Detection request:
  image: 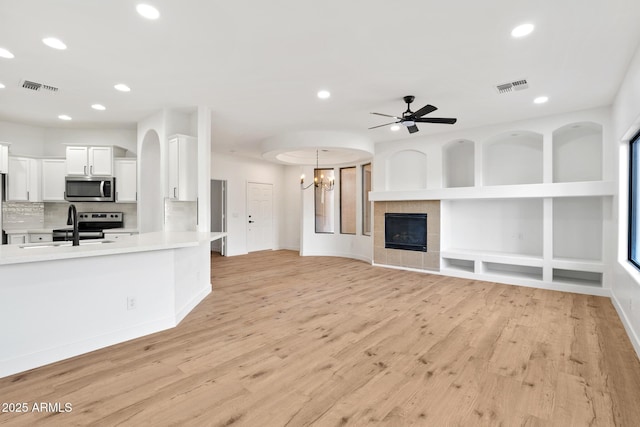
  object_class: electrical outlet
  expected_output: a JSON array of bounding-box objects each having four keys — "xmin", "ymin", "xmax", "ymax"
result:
[{"xmin": 127, "ymin": 297, "xmax": 137, "ymax": 311}]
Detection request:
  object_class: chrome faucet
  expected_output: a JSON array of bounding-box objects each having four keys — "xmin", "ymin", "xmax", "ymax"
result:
[{"xmin": 66, "ymin": 204, "xmax": 80, "ymax": 246}]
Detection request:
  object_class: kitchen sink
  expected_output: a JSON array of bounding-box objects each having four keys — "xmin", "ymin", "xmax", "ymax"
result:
[{"xmin": 19, "ymin": 240, "xmax": 114, "ymax": 249}]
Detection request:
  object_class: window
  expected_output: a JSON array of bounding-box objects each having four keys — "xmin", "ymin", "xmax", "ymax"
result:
[
  {"xmin": 362, "ymin": 163, "xmax": 372, "ymax": 235},
  {"xmin": 340, "ymin": 167, "xmax": 356, "ymax": 234},
  {"xmin": 314, "ymin": 168, "xmax": 335, "ymax": 233},
  {"xmin": 629, "ymin": 131, "xmax": 640, "ymax": 269}
]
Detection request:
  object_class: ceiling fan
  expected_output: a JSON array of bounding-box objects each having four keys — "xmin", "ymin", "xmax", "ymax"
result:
[{"xmin": 369, "ymin": 95, "xmax": 457, "ymax": 134}]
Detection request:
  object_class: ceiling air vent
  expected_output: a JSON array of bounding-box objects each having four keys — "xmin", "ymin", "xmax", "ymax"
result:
[
  {"xmin": 20, "ymin": 79, "xmax": 59, "ymax": 93},
  {"xmin": 495, "ymin": 79, "xmax": 528, "ymax": 94}
]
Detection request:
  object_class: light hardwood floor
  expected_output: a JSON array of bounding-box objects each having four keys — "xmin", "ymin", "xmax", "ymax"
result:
[{"xmin": 1, "ymin": 250, "xmax": 640, "ymax": 426}]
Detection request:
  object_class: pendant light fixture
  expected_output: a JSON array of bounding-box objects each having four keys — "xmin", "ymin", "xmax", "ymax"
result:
[{"xmin": 300, "ymin": 150, "xmax": 335, "ymax": 191}]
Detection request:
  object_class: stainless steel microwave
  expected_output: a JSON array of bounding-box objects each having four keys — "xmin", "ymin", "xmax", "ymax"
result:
[{"xmin": 65, "ymin": 177, "xmax": 115, "ymax": 202}]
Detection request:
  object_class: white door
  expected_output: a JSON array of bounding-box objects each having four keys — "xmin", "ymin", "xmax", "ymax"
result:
[{"xmin": 247, "ymin": 182, "xmax": 273, "ymax": 252}]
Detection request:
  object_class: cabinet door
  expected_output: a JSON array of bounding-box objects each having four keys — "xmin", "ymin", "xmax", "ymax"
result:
[
  {"xmin": 89, "ymin": 146, "xmax": 113, "ymax": 176},
  {"xmin": 66, "ymin": 146, "xmax": 88, "ymax": 175},
  {"xmin": 42, "ymin": 159, "xmax": 67, "ymax": 201},
  {"xmin": 0, "ymin": 145, "xmax": 8, "ymax": 173},
  {"xmin": 29, "ymin": 233, "xmax": 53, "ymax": 243},
  {"xmin": 168, "ymin": 138, "xmax": 179, "ymax": 199},
  {"xmin": 28, "ymin": 158, "xmax": 42, "ymax": 202},
  {"xmin": 7, "ymin": 157, "xmax": 29, "ymax": 201},
  {"xmin": 114, "ymin": 159, "xmax": 137, "ymax": 202},
  {"xmin": 8, "ymin": 234, "xmax": 27, "ymax": 245}
]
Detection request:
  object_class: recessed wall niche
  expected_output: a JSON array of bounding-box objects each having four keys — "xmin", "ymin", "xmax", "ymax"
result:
[
  {"xmin": 387, "ymin": 149, "xmax": 427, "ymax": 190},
  {"xmin": 443, "ymin": 139, "xmax": 475, "ymax": 188},
  {"xmin": 553, "ymin": 197, "xmax": 603, "ymax": 261},
  {"xmin": 553, "ymin": 122, "xmax": 603, "ymax": 183},
  {"xmin": 482, "ymin": 131, "xmax": 543, "ymax": 186}
]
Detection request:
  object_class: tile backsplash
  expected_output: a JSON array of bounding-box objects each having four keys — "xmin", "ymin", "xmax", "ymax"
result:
[
  {"xmin": 164, "ymin": 199, "xmax": 197, "ymax": 231},
  {"xmin": 44, "ymin": 202, "xmax": 138, "ymax": 229},
  {"xmin": 2, "ymin": 202, "xmax": 137, "ymax": 230},
  {"xmin": 2, "ymin": 202, "xmax": 45, "ymax": 230}
]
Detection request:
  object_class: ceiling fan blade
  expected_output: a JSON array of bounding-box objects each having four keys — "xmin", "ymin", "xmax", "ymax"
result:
[
  {"xmin": 414, "ymin": 117, "xmax": 457, "ymax": 124},
  {"xmin": 371, "ymin": 112, "xmax": 401, "ymax": 120},
  {"xmin": 368, "ymin": 121, "xmax": 399, "ymax": 130},
  {"xmin": 407, "ymin": 124, "xmax": 419, "ymax": 134},
  {"xmin": 410, "ymin": 104, "xmax": 437, "ymax": 118}
]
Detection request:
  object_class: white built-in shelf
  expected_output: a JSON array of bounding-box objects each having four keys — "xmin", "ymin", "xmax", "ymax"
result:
[
  {"xmin": 553, "ymin": 122, "xmax": 603, "ymax": 183},
  {"xmin": 441, "ymin": 249, "xmax": 543, "ymax": 267},
  {"xmin": 443, "ymin": 140, "xmax": 475, "ymax": 188},
  {"xmin": 483, "ymin": 131, "xmax": 543, "ymax": 186},
  {"xmin": 369, "ymin": 180, "xmax": 615, "ymax": 201}
]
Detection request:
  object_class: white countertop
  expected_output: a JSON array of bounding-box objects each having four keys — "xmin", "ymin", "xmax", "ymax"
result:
[
  {"xmin": 0, "ymin": 231, "xmax": 226, "ymax": 265},
  {"xmin": 103, "ymin": 228, "xmax": 139, "ymax": 233}
]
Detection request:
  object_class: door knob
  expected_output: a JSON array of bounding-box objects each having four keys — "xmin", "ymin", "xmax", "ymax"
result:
[{"xmin": 249, "ymin": 220, "xmax": 255, "ymax": 223}]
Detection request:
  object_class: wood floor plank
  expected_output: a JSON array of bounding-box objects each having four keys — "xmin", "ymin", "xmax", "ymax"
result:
[{"xmin": 0, "ymin": 250, "xmax": 639, "ymax": 426}]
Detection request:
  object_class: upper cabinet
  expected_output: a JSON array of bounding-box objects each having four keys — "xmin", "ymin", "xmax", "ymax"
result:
[
  {"xmin": 114, "ymin": 158, "xmax": 137, "ymax": 203},
  {"xmin": 167, "ymin": 135, "xmax": 197, "ymax": 201},
  {"xmin": 41, "ymin": 158, "xmax": 66, "ymax": 202},
  {"xmin": 7, "ymin": 157, "xmax": 41, "ymax": 202},
  {"xmin": 0, "ymin": 143, "xmax": 8, "ymax": 173},
  {"xmin": 65, "ymin": 146, "xmax": 126, "ymax": 177}
]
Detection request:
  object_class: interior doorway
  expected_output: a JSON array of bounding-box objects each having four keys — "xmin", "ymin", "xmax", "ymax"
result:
[
  {"xmin": 211, "ymin": 179, "xmax": 227, "ymax": 255},
  {"xmin": 247, "ymin": 182, "xmax": 273, "ymax": 252}
]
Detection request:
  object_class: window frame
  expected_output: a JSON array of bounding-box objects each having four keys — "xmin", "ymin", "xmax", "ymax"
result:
[
  {"xmin": 628, "ymin": 129, "xmax": 640, "ymax": 270},
  {"xmin": 362, "ymin": 163, "xmax": 372, "ymax": 236},
  {"xmin": 314, "ymin": 167, "xmax": 335, "ymax": 234},
  {"xmin": 339, "ymin": 166, "xmax": 357, "ymax": 235}
]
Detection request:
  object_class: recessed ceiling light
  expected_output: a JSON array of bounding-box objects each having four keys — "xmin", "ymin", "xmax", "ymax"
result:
[
  {"xmin": 91, "ymin": 104, "xmax": 106, "ymax": 111},
  {"xmin": 136, "ymin": 4, "xmax": 160, "ymax": 20},
  {"xmin": 534, "ymin": 96, "xmax": 549, "ymax": 104},
  {"xmin": 114, "ymin": 83, "xmax": 131, "ymax": 92},
  {"xmin": 0, "ymin": 47, "xmax": 14, "ymax": 59},
  {"xmin": 42, "ymin": 37, "xmax": 67, "ymax": 50},
  {"xmin": 58, "ymin": 115, "xmax": 72, "ymax": 121},
  {"xmin": 0, "ymin": 83, "xmax": 5, "ymax": 89},
  {"xmin": 317, "ymin": 90, "xmax": 331, "ymax": 99},
  {"xmin": 390, "ymin": 125, "xmax": 400, "ymax": 131},
  {"xmin": 511, "ymin": 23, "xmax": 534, "ymax": 38}
]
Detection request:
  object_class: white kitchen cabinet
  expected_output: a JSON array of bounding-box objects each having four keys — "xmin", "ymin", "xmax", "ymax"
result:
[
  {"xmin": 0, "ymin": 143, "xmax": 8, "ymax": 173},
  {"xmin": 41, "ymin": 159, "xmax": 66, "ymax": 201},
  {"xmin": 167, "ymin": 135, "xmax": 197, "ymax": 201},
  {"xmin": 28, "ymin": 233, "xmax": 53, "ymax": 243},
  {"xmin": 65, "ymin": 146, "xmax": 125, "ymax": 177},
  {"xmin": 114, "ymin": 158, "xmax": 137, "ymax": 203},
  {"xmin": 8, "ymin": 234, "xmax": 27, "ymax": 245},
  {"xmin": 7, "ymin": 157, "xmax": 41, "ymax": 202}
]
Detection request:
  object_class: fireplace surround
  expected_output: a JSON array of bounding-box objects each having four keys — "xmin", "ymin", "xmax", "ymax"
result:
[{"xmin": 374, "ymin": 201, "xmax": 440, "ymax": 271}]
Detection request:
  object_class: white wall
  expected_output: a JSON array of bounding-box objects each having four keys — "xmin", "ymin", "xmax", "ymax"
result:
[
  {"xmin": 0, "ymin": 121, "xmax": 46, "ymax": 156},
  {"xmin": 612, "ymin": 42, "xmax": 640, "ymax": 357},
  {"xmin": 300, "ymin": 161, "xmax": 373, "ymax": 263},
  {"xmin": 211, "ymin": 152, "xmax": 290, "ymax": 256},
  {"xmin": 0, "ymin": 120, "xmax": 137, "ymax": 158}
]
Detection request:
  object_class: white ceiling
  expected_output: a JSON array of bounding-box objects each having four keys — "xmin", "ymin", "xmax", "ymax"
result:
[{"xmin": 1, "ymin": 0, "xmax": 640, "ymax": 162}]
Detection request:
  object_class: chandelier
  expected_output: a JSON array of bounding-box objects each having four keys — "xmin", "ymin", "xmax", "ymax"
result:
[{"xmin": 300, "ymin": 150, "xmax": 335, "ymax": 191}]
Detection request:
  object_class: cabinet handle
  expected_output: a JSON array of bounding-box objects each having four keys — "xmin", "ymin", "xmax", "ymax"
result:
[
  {"xmin": 116, "ymin": 191, "xmax": 119, "ymax": 202},
  {"xmin": 84, "ymin": 165, "xmax": 87, "ymax": 175},
  {"xmin": 173, "ymin": 187, "xmax": 177, "ymax": 198},
  {"xmin": 90, "ymin": 165, "xmax": 93, "ymax": 175},
  {"xmin": 27, "ymin": 191, "xmax": 30, "ymax": 201}
]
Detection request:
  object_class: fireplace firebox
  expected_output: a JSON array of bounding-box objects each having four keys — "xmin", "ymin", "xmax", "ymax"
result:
[{"xmin": 384, "ymin": 213, "xmax": 427, "ymax": 252}]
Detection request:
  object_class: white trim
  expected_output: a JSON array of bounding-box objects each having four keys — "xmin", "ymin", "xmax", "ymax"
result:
[{"xmin": 611, "ymin": 292, "xmax": 640, "ymax": 360}]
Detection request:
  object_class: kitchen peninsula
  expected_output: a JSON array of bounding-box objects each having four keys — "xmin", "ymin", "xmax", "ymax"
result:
[{"xmin": 0, "ymin": 231, "xmax": 225, "ymax": 378}]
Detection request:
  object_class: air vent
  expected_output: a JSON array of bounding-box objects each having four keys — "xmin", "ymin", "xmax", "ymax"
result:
[
  {"xmin": 20, "ymin": 79, "xmax": 59, "ymax": 93},
  {"xmin": 495, "ymin": 79, "xmax": 529, "ymax": 94}
]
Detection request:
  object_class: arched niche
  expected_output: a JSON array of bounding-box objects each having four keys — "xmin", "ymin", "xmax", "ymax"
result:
[
  {"xmin": 387, "ymin": 149, "xmax": 427, "ymax": 190},
  {"xmin": 139, "ymin": 129, "xmax": 163, "ymax": 233},
  {"xmin": 483, "ymin": 131, "xmax": 543, "ymax": 186},
  {"xmin": 552, "ymin": 122, "xmax": 603, "ymax": 183},
  {"xmin": 443, "ymin": 139, "xmax": 475, "ymax": 188}
]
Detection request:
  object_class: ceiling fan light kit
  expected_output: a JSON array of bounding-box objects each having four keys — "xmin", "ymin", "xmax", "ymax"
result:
[{"xmin": 369, "ymin": 95, "xmax": 457, "ymax": 134}]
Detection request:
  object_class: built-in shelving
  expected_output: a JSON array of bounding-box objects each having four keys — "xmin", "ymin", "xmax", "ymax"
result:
[{"xmin": 374, "ymin": 116, "xmax": 612, "ymax": 295}]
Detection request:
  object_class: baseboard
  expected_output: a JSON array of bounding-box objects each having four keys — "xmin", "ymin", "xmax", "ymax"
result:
[
  {"xmin": 0, "ymin": 316, "xmax": 176, "ymax": 379},
  {"xmin": 611, "ymin": 292, "xmax": 640, "ymax": 360},
  {"xmin": 302, "ymin": 251, "xmax": 372, "ymax": 264},
  {"xmin": 175, "ymin": 285, "xmax": 211, "ymax": 324}
]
